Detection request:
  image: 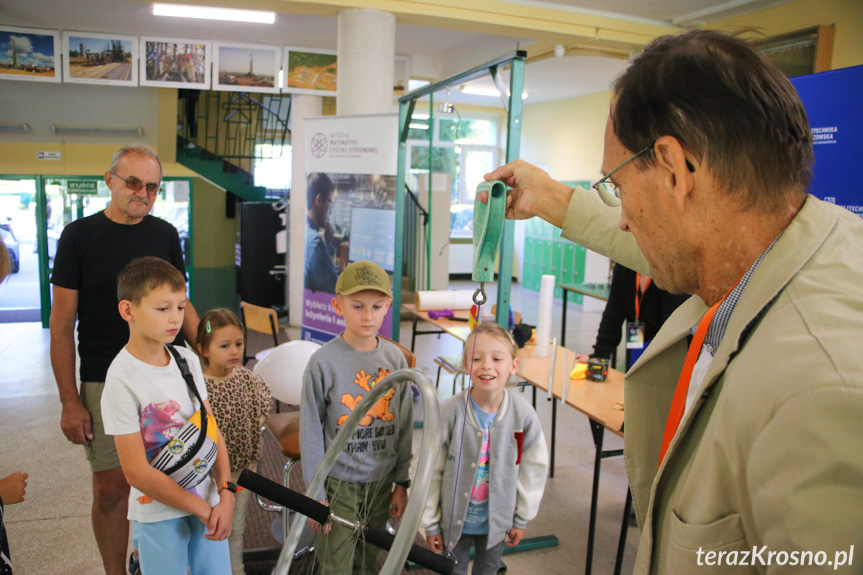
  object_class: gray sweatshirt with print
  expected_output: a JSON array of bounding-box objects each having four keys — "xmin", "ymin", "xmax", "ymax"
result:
[{"xmin": 300, "ymin": 335, "xmax": 412, "ymax": 500}]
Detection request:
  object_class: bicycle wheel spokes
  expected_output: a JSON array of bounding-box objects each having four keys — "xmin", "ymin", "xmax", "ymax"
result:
[{"xmin": 243, "ymin": 368, "xmax": 451, "ymax": 575}]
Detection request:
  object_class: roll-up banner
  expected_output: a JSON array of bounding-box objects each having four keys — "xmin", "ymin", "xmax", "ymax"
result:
[{"xmin": 302, "ymin": 113, "xmax": 399, "ymax": 344}]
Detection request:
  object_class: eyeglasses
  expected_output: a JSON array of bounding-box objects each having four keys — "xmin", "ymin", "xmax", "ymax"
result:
[
  {"xmin": 591, "ymin": 142, "xmax": 655, "ymax": 207},
  {"xmin": 110, "ymin": 172, "xmax": 163, "ymax": 195}
]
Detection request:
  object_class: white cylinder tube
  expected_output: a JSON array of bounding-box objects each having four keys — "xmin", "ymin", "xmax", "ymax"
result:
[{"xmin": 535, "ymin": 274, "xmax": 556, "ymax": 357}]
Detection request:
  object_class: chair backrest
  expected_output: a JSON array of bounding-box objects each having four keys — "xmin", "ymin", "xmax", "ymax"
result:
[
  {"xmin": 240, "ymin": 301, "xmax": 279, "ymax": 345},
  {"xmin": 379, "ymin": 335, "xmax": 416, "ymax": 368},
  {"xmin": 491, "ymin": 304, "xmax": 523, "ymax": 326},
  {"xmin": 253, "ymin": 340, "xmax": 322, "ymax": 405}
]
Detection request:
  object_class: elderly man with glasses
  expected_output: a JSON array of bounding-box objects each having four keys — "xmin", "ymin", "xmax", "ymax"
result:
[
  {"xmin": 49, "ymin": 144, "xmax": 200, "ymax": 575},
  {"xmin": 485, "ymin": 30, "xmax": 863, "ymax": 574}
]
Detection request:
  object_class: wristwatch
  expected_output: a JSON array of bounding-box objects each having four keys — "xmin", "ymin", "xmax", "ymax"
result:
[
  {"xmin": 219, "ymin": 481, "xmax": 243, "ymax": 494},
  {"xmin": 396, "ymin": 480, "xmax": 411, "ymax": 489}
]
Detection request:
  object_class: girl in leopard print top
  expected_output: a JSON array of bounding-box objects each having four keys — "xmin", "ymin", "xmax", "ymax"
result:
[{"xmin": 197, "ymin": 309, "xmax": 272, "ymax": 575}]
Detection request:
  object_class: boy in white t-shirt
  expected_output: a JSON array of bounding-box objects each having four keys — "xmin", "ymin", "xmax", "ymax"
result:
[{"xmin": 101, "ymin": 257, "xmax": 233, "ymax": 575}]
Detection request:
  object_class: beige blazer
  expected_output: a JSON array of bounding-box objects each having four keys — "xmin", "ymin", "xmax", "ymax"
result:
[{"xmin": 562, "ymin": 188, "xmax": 863, "ymax": 574}]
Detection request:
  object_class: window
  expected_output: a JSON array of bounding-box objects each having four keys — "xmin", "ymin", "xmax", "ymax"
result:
[
  {"xmin": 254, "ymin": 143, "xmax": 292, "ymax": 191},
  {"xmin": 406, "ymin": 113, "xmax": 500, "ymax": 237}
]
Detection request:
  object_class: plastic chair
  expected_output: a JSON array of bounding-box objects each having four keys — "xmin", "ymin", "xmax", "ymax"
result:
[
  {"xmin": 434, "ymin": 355, "xmax": 467, "ymax": 394},
  {"xmin": 252, "ymin": 340, "xmax": 321, "ymax": 544},
  {"xmin": 491, "ymin": 304, "xmax": 523, "ymax": 326},
  {"xmin": 239, "ymin": 301, "xmax": 281, "ymax": 364},
  {"xmin": 379, "ymin": 335, "xmax": 416, "ymax": 368}
]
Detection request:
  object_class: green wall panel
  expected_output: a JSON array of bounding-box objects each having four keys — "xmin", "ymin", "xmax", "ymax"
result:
[{"xmin": 192, "ymin": 265, "xmax": 238, "ymax": 315}]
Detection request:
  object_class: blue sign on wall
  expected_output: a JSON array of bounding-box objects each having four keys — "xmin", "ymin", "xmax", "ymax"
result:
[{"xmin": 792, "ymin": 65, "xmax": 863, "ymax": 217}]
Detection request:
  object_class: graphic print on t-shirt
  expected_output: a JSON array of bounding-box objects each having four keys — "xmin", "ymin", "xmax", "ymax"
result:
[
  {"xmin": 337, "ymin": 367, "xmax": 395, "ymax": 426},
  {"xmin": 339, "ymin": 367, "xmax": 399, "ymax": 456},
  {"xmin": 464, "ymin": 430, "xmax": 491, "ymax": 532},
  {"xmin": 140, "ymin": 400, "xmax": 185, "ymax": 461}
]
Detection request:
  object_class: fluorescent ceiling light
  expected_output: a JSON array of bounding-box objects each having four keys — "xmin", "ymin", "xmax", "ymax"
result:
[
  {"xmin": 152, "ymin": 3, "xmax": 276, "ymax": 24},
  {"xmin": 409, "ymin": 123, "xmax": 429, "ymax": 130},
  {"xmin": 52, "ymin": 124, "xmax": 144, "ymax": 137},
  {"xmin": 460, "ymin": 85, "xmax": 528, "ymax": 99}
]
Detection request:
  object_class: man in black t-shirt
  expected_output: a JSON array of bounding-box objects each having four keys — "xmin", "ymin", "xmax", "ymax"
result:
[{"xmin": 49, "ymin": 144, "xmax": 200, "ymax": 575}]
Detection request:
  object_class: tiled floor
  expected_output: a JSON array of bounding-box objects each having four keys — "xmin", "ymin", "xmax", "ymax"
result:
[{"xmin": 0, "ymin": 281, "xmax": 639, "ymax": 574}]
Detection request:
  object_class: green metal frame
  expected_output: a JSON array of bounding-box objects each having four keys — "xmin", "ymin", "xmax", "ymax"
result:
[
  {"xmin": 0, "ymin": 174, "xmax": 194, "ymax": 328},
  {"xmin": 393, "ymin": 49, "xmax": 527, "ymax": 337}
]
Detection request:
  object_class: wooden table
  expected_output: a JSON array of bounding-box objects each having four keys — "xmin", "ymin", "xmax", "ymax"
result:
[
  {"xmin": 516, "ymin": 342, "xmax": 631, "ymax": 575},
  {"xmin": 403, "ymin": 303, "xmax": 474, "ymax": 351},
  {"xmin": 559, "ymin": 283, "xmax": 610, "ymax": 348}
]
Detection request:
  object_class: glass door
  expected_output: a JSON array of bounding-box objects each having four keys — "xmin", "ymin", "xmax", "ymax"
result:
[
  {"xmin": 0, "ymin": 177, "xmax": 42, "ymax": 323},
  {"xmin": 0, "ymin": 175, "xmax": 192, "ymax": 326}
]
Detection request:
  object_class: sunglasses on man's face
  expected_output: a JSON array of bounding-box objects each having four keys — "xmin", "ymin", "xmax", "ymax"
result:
[{"xmin": 110, "ymin": 172, "xmax": 162, "ymax": 195}]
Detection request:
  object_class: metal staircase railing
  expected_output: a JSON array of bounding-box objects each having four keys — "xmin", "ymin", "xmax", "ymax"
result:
[
  {"xmin": 402, "ymin": 183, "xmax": 429, "ymax": 299},
  {"xmin": 177, "ymin": 90, "xmax": 291, "ymax": 201}
]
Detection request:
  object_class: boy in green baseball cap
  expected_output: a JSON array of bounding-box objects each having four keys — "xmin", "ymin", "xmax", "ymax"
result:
[{"xmin": 299, "ymin": 260, "xmax": 413, "ymax": 574}]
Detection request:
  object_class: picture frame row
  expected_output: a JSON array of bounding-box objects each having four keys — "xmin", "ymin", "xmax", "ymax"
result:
[{"xmin": 0, "ymin": 25, "xmax": 338, "ymax": 95}]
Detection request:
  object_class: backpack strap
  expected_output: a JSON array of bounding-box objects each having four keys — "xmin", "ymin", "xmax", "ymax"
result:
[{"xmin": 163, "ymin": 345, "xmax": 210, "ymax": 475}]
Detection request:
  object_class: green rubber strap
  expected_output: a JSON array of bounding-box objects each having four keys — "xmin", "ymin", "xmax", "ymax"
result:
[{"xmin": 472, "ymin": 180, "xmax": 507, "ymax": 283}]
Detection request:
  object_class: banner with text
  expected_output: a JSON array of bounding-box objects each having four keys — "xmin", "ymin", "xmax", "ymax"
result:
[
  {"xmin": 302, "ymin": 114, "xmax": 398, "ymax": 344},
  {"xmin": 792, "ymin": 65, "xmax": 863, "ymax": 217}
]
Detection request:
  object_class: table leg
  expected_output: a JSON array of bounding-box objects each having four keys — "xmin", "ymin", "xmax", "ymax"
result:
[
  {"xmin": 550, "ymin": 398, "xmax": 557, "ymax": 478},
  {"xmin": 411, "ymin": 315, "xmax": 418, "ymax": 351},
  {"xmin": 585, "ymin": 419, "xmax": 604, "ymax": 575},
  {"xmin": 614, "ymin": 488, "xmax": 633, "ymax": 575},
  {"xmin": 561, "ymin": 289, "xmax": 568, "ymax": 348}
]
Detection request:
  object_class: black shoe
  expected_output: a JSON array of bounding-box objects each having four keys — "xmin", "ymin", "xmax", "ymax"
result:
[{"xmin": 129, "ymin": 551, "xmax": 141, "ymax": 575}]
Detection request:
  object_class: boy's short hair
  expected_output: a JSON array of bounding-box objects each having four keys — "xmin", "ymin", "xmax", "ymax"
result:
[
  {"xmin": 117, "ymin": 256, "xmax": 186, "ymax": 304},
  {"xmin": 335, "ymin": 260, "xmax": 392, "ymax": 297}
]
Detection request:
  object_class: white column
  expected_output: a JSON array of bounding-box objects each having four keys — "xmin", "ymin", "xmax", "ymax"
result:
[
  {"xmin": 337, "ymin": 9, "xmax": 395, "ymax": 116},
  {"xmin": 289, "ymin": 94, "xmax": 323, "ymax": 326}
]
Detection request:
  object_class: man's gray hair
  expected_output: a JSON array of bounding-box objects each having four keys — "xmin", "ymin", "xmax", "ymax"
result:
[{"xmin": 110, "ymin": 144, "xmax": 163, "ymax": 176}]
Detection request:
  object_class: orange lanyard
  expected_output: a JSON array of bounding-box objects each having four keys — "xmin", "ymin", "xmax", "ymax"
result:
[
  {"xmin": 634, "ymin": 273, "xmax": 652, "ymax": 320},
  {"xmin": 657, "ymin": 286, "xmax": 734, "ymax": 468}
]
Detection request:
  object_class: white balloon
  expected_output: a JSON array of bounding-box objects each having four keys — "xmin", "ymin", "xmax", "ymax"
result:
[{"xmin": 253, "ymin": 340, "xmax": 321, "ymax": 405}]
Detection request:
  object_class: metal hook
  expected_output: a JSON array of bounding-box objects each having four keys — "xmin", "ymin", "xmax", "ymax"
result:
[{"xmin": 473, "ymin": 284, "xmax": 487, "ymax": 306}]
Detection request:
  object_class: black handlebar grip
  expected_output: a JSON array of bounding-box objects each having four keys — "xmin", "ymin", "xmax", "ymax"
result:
[
  {"xmin": 364, "ymin": 527, "xmax": 455, "ymax": 575},
  {"xmin": 237, "ymin": 469, "xmax": 329, "ymax": 525}
]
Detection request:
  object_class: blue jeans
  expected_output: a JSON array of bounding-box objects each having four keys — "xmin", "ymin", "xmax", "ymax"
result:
[{"xmin": 132, "ymin": 516, "xmax": 231, "ymax": 575}]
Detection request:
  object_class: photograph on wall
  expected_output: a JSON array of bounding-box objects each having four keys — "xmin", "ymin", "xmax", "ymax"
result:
[
  {"xmin": 140, "ymin": 36, "xmax": 210, "ymax": 88},
  {"xmin": 213, "ymin": 42, "xmax": 280, "ymax": 93},
  {"xmin": 303, "ymin": 172, "xmax": 397, "ymax": 344},
  {"xmin": 0, "ymin": 25, "xmax": 60, "ymax": 83},
  {"xmin": 283, "ymin": 47, "xmax": 336, "ymax": 95},
  {"xmin": 63, "ymin": 31, "xmax": 137, "ymax": 86}
]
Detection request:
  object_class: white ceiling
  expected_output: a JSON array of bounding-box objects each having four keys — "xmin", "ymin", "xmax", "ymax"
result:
[
  {"xmin": 0, "ymin": 0, "xmax": 790, "ymax": 107},
  {"xmin": 497, "ymin": 0, "xmax": 793, "ymax": 25}
]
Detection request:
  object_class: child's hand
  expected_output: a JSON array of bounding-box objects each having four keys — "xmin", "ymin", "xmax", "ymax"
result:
[
  {"xmin": 0, "ymin": 471, "xmax": 28, "ymax": 504},
  {"xmin": 505, "ymin": 527, "xmax": 525, "ymax": 547},
  {"xmin": 426, "ymin": 534, "xmax": 445, "ymax": 554},
  {"xmin": 206, "ymin": 494, "xmax": 234, "ymax": 541},
  {"xmin": 308, "ymin": 499, "xmax": 331, "ymax": 534},
  {"xmin": 193, "ymin": 496, "xmax": 214, "ymax": 529},
  {"xmin": 390, "ymin": 485, "xmax": 408, "ymax": 518}
]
